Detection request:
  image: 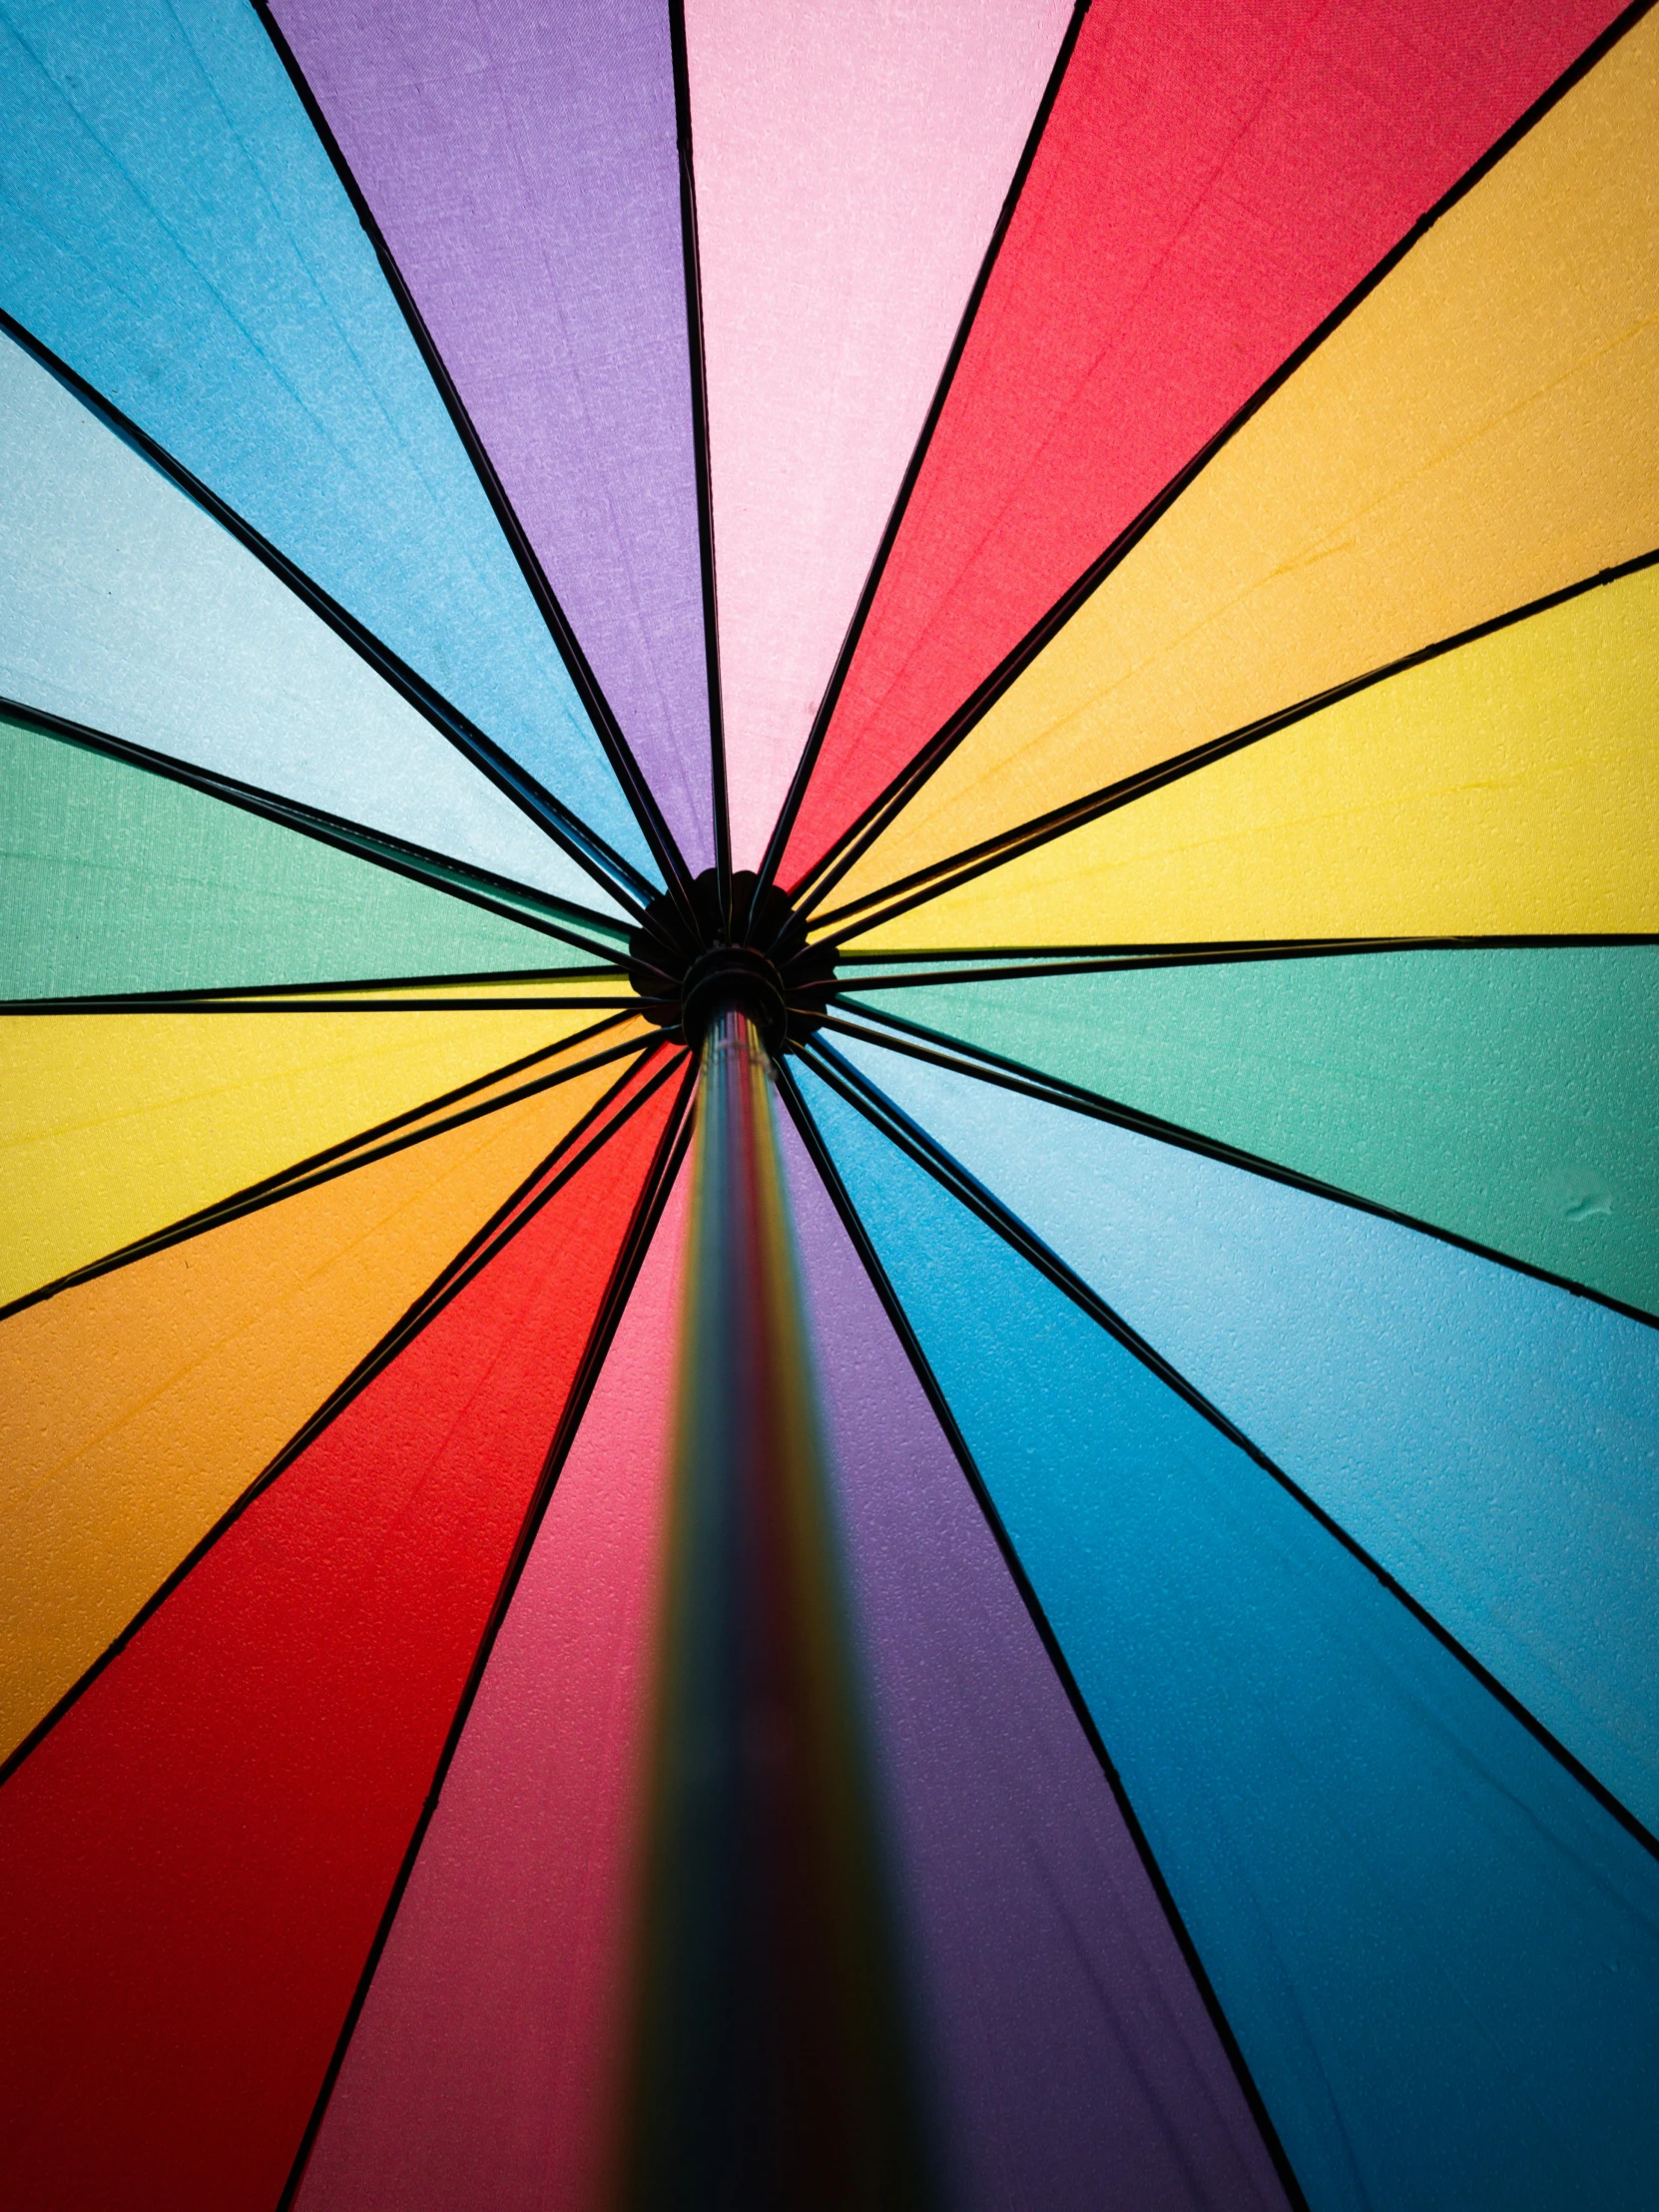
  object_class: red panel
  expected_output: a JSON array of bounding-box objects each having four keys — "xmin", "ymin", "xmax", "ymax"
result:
[
  {"xmin": 295, "ymin": 1166, "xmax": 691, "ymax": 2212},
  {"xmin": 780, "ymin": 0, "xmax": 1624, "ymax": 886},
  {"xmin": 0, "ymin": 1071, "xmax": 679, "ymax": 2212}
]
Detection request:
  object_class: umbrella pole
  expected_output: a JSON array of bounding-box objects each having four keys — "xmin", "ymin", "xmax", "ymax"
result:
[{"xmin": 622, "ymin": 1004, "xmax": 939, "ymax": 2211}]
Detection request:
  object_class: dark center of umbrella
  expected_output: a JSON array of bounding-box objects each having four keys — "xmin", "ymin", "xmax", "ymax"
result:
[{"xmin": 627, "ymin": 868, "xmax": 834, "ymax": 1055}]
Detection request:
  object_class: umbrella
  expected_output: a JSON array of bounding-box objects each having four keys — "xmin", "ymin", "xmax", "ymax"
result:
[{"xmin": 1, "ymin": 0, "xmax": 1656, "ymax": 2205}]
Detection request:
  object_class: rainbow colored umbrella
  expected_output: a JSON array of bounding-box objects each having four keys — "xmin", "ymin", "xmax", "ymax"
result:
[{"xmin": 2, "ymin": 2, "xmax": 1657, "ymax": 2205}]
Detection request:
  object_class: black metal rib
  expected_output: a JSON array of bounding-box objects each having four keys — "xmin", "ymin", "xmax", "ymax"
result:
[
  {"xmin": 831, "ymin": 932, "xmax": 1659, "ymax": 986},
  {"xmin": 0, "ymin": 961, "xmax": 628, "ymax": 1012},
  {"xmin": 3, "ymin": 995, "xmax": 640, "ymax": 1015},
  {"xmin": 667, "ymin": 0, "xmax": 734, "ymax": 927},
  {"xmin": 253, "ymin": 0, "xmax": 697, "ymax": 920},
  {"xmin": 799, "ymin": 1035, "xmax": 1659, "ymax": 1867}
]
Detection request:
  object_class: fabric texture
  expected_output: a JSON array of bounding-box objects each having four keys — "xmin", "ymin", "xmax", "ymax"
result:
[
  {"xmin": 297, "ymin": 1166, "xmax": 690, "ymax": 2212},
  {"xmin": 0, "ymin": 331, "xmax": 616, "ymax": 914},
  {"xmin": 684, "ymin": 0, "xmax": 1069, "ymax": 867},
  {"xmin": 835, "ymin": 10, "xmax": 1659, "ymax": 915},
  {"xmin": 0, "ymin": 1076, "xmax": 676, "ymax": 2212},
  {"xmin": 272, "ymin": 0, "xmax": 716, "ymax": 874},
  {"xmin": 847, "ymin": 944, "xmax": 1659, "ymax": 1315},
  {"xmin": 802, "ymin": 1057, "xmax": 1659, "ymax": 2212}
]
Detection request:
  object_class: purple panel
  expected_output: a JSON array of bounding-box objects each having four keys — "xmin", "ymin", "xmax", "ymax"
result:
[
  {"xmin": 273, "ymin": 0, "xmax": 715, "ymax": 872},
  {"xmin": 777, "ymin": 1109, "xmax": 1289, "ymax": 2212}
]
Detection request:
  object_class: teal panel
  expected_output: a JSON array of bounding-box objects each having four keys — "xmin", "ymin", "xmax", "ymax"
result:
[
  {"xmin": 0, "ymin": 720, "xmax": 593, "ymax": 998},
  {"xmin": 843, "ymin": 947, "xmax": 1659, "ymax": 1315},
  {"xmin": 832, "ymin": 1029, "xmax": 1659, "ymax": 1839},
  {"xmin": 0, "ymin": 329, "xmax": 618, "ymax": 917},
  {"xmin": 799, "ymin": 1060, "xmax": 1659, "ymax": 2212},
  {"xmin": 0, "ymin": 0, "xmax": 651, "ymax": 882}
]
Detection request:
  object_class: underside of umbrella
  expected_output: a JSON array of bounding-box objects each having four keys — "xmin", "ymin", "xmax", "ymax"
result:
[{"xmin": 1, "ymin": 4, "xmax": 1657, "ymax": 2208}]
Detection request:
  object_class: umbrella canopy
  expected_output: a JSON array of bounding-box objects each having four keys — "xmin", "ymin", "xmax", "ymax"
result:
[{"xmin": 2, "ymin": 3, "xmax": 1657, "ymax": 2207}]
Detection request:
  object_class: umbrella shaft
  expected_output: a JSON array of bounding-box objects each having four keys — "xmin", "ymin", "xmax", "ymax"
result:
[{"xmin": 624, "ymin": 1006, "xmax": 936, "ymax": 2211}]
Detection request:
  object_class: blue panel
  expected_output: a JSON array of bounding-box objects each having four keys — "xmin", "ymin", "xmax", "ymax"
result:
[
  {"xmin": 0, "ymin": 329, "xmax": 618, "ymax": 915},
  {"xmin": 798, "ymin": 1061, "xmax": 1659, "ymax": 2212},
  {"xmin": 833, "ymin": 1032, "xmax": 1659, "ymax": 1841},
  {"xmin": 0, "ymin": 0, "xmax": 652, "ymax": 880}
]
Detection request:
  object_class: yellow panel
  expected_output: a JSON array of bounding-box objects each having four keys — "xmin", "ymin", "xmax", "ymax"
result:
[
  {"xmin": 0, "ymin": 1005, "xmax": 617, "ymax": 1306},
  {"xmin": 832, "ymin": 12, "xmax": 1659, "ymax": 915},
  {"xmin": 0, "ymin": 1051, "xmax": 641, "ymax": 1761},
  {"xmin": 94, "ymin": 1012, "xmax": 654, "ymax": 1264},
  {"xmin": 859, "ymin": 561, "xmax": 1659, "ymax": 947}
]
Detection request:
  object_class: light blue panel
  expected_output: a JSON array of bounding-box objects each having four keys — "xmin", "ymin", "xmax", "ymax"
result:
[
  {"xmin": 834, "ymin": 1032, "xmax": 1659, "ymax": 1840},
  {"xmin": 0, "ymin": 0, "xmax": 653, "ymax": 881},
  {"xmin": 0, "ymin": 330, "xmax": 621, "ymax": 917},
  {"xmin": 799, "ymin": 1061, "xmax": 1659, "ymax": 2212}
]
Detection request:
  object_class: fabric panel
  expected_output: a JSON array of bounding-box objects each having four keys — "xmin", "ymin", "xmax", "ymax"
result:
[
  {"xmin": 297, "ymin": 1166, "xmax": 689, "ymax": 2212},
  {"xmin": 0, "ymin": 1005, "xmax": 605, "ymax": 1304},
  {"xmin": 0, "ymin": 719, "xmax": 590, "ymax": 1000},
  {"xmin": 833, "ymin": 10, "xmax": 1659, "ymax": 912},
  {"xmin": 272, "ymin": 0, "xmax": 715, "ymax": 872},
  {"xmin": 835, "ymin": 1032, "xmax": 1659, "ymax": 1839},
  {"xmin": 0, "ymin": 330, "xmax": 614, "ymax": 914},
  {"xmin": 0, "ymin": 0, "xmax": 646, "ymax": 874},
  {"xmin": 871, "ymin": 558, "xmax": 1659, "ymax": 948},
  {"xmin": 684, "ymin": 0, "xmax": 1068, "ymax": 866},
  {"xmin": 779, "ymin": 1108, "xmax": 1287, "ymax": 2212},
  {"xmin": 847, "ymin": 945, "xmax": 1659, "ymax": 1316},
  {"xmin": 0, "ymin": 1075, "xmax": 675, "ymax": 2212},
  {"xmin": 801, "ymin": 1061, "xmax": 1659, "ymax": 2212},
  {"xmin": 0, "ymin": 1055, "xmax": 636, "ymax": 1763},
  {"xmin": 782, "ymin": 0, "xmax": 1623, "ymax": 884}
]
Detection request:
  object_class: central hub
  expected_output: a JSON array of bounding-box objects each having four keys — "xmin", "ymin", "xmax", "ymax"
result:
[{"xmin": 627, "ymin": 868, "xmax": 833, "ymax": 1054}]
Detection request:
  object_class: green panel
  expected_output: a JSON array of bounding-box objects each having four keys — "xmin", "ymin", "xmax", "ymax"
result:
[
  {"xmin": 1, "ymin": 720, "xmax": 594, "ymax": 998},
  {"xmin": 844, "ymin": 947, "xmax": 1659, "ymax": 1317}
]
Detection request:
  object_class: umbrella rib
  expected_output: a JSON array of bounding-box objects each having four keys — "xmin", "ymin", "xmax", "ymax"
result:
[
  {"xmin": 0, "ymin": 1043, "xmax": 690, "ymax": 1803},
  {"xmin": 771, "ymin": 1050, "xmax": 1314, "ymax": 2212},
  {"xmin": 744, "ymin": 0, "xmax": 1094, "ymax": 929},
  {"xmin": 276, "ymin": 1046, "xmax": 701, "ymax": 2212},
  {"xmin": 0, "ymin": 961, "xmax": 631, "ymax": 1011},
  {"xmin": 831, "ymin": 933, "xmax": 1659, "ymax": 984},
  {"xmin": 0, "ymin": 1018, "xmax": 652, "ymax": 1323},
  {"xmin": 1, "ymin": 696, "xmax": 635, "ymax": 961},
  {"xmin": 783, "ymin": 0, "xmax": 1659, "ymax": 920},
  {"xmin": 799, "ymin": 1035, "xmax": 1659, "ymax": 1869},
  {"xmin": 0, "ymin": 305, "xmax": 655, "ymax": 919},
  {"xmin": 251, "ymin": 1, "xmax": 700, "ymax": 926},
  {"xmin": 816, "ymin": 996, "xmax": 1659, "ymax": 1333},
  {"xmin": 667, "ymin": 0, "xmax": 734, "ymax": 927},
  {"xmin": 809, "ymin": 546, "xmax": 1659, "ymax": 943},
  {"xmin": 5, "ymin": 996, "xmax": 641, "ymax": 1015}
]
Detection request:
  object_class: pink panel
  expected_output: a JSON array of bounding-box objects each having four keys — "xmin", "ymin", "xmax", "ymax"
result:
[
  {"xmin": 685, "ymin": 0, "xmax": 1072, "ymax": 868},
  {"xmin": 296, "ymin": 1167, "xmax": 691, "ymax": 2212}
]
